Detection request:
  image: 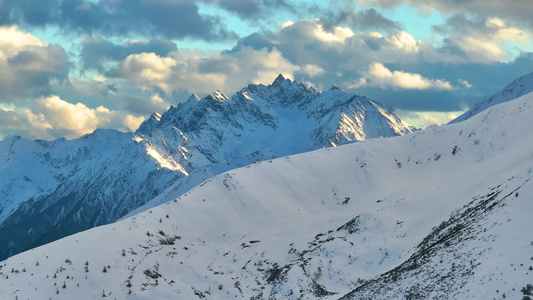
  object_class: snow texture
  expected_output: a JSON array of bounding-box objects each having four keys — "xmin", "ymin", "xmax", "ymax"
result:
[{"xmin": 1, "ymin": 83, "xmax": 533, "ymax": 299}]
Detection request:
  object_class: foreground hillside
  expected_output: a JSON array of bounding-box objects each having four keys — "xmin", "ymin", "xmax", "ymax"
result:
[
  {"xmin": 1, "ymin": 91, "xmax": 532, "ymax": 299},
  {"xmin": 0, "ymin": 75, "xmax": 414, "ymax": 260}
]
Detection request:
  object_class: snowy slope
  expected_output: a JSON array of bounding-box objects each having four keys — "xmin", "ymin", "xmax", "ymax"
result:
[
  {"xmin": 450, "ymin": 71, "xmax": 533, "ymax": 124},
  {"xmin": 0, "ymin": 75, "xmax": 414, "ymax": 261},
  {"xmin": 1, "ymin": 91, "xmax": 533, "ymax": 299}
]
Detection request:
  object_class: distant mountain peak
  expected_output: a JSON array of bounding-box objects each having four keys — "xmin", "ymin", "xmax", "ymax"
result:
[
  {"xmin": 330, "ymin": 84, "xmax": 343, "ymax": 91},
  {"xmin": 271, "ymin": 73, "xmax": 290, "ymax": 86},
  {"xmin": 150, "ymin": 112, "xmax": 161, "ymax": 121},
  {"xmin": 187, "ymin": 93, "xmax": 201, "ymax": 102},
  {"xmin": 208, "ymin": 90, "xmax": 229, "ymax": 102}
]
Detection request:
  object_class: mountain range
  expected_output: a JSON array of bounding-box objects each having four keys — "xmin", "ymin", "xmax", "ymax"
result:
[
  {"xmin": 0, "ymin": 74, "xmax": 414, "ymax": 260},
  {"xmin": 0, "ymin": 72, "xmax": 533, "ymax": 299}
]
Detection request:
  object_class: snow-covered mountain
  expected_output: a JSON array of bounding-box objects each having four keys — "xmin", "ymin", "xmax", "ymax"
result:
[
  {"xmin": 135, "ymin": 74, "xmax": 413, "ymax": 167},
  {"xmin": 450, "ymin": 71, "xmax": 533, "ymax": 124},
  {"xmin": 0, "ymin": 75, "xmax": 414, "ymax": 260},
  {"xmin": 0, "ymin": 130, "xmax": 185, "ymax": 260},
  {"xmin": 1, "ymin": 81, "xmax": 533, "ymax": 299}
]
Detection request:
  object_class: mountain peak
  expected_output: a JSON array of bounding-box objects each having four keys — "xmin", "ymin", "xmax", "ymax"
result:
[
  {"xmin": 272, "ymin": 73, "xmax": 290, "ymax": 86},
  {"xmin": 149, "ymin": 112, "xmax": 161, "ymax": 122},
  {"xmin": 187, "ymin": 93, "xmax": 201, "ymax": 102},
  {"xmin": 208, "ymin": 90, "xmax": 229, "ymax": 102},
  {"xmin": 330, "ymin": 84, "xmax": 343, "ymax": 91}
]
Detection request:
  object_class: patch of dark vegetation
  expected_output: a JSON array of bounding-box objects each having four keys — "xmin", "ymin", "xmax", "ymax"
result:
[
  {"xmin": 266, "ymin": 263, "xmax": 287, "ymax": 284},
  {"xmin": 311, "ymin": 279, "xmax": 337, "ymax": 297},
  {"xmin": 394, "ymin": 159, "xmax": 402, "ymax": 169},
  {"xmin": 336, "ymin": 216, "xmax": 360, "ymax": 234},
  {"xmin": 522, "ymin": 284, "xmax": 533, "ymax": 298},
  {"xmin": 452, "ymin": 145, "xmax": 459, "ymax": 156},
  {"xmin": 143, "ymin": 269, "xmax": 161, "ymax": 279},
  {"xmin": 159, "ymin": 235, "xmax": 180, "ymax": 245},
  {"xmin": 342, "ymin": 197, "xmax": 350, "ymax": 205}
]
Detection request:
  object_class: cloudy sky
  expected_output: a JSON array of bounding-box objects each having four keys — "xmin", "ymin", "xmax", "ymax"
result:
[{"xmin": 0, "ymin": 0, "xmax": 532, "ymax": 140}]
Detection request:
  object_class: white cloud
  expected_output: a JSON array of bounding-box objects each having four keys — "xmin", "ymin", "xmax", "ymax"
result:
[
  {"xmin": 114, "ymin": 47, "xmax": 301, "ymax": 95},
  {"xmin": 350, "ymin": 63, "xmax": 453, "ymax": 90},
  {"xmin": 106, "ymin": 19, "xmax": 485, "ymax": 102},
  {"xmin": 458, "ymin": 37, "xmax": 505, "ymax": 62},
  {"xmin": 31, "ymin": 96, "xmax": 112, "ymax": 135},
  {"xmin": 421, "ymin": 114, "xmax": 442, "ymax": 126},
  {"xmin": 447, "ymin": 113, "xmax": 458, "ymax": 121},
  {"xmin": 121, "ymin": 52, "xmax": 177, "ymax": 94},
  {"xmin": 432, "ymin": 15, "xmax": 532, "ymax": 63},
  {"xmin": 276, "ymin": 21, "xmax": 294, "ymax": 34},
  {"xmin": 313, "ymin": 22, "xmax": 354, "ymax": 43},
  {"xmin": 457, "ymin": 79, "xmax": 472, "ymax": 89},
  {"xmin": 1, "ymin": 95, "xmax": 146, "ymax": 140},
  {"xmin": 0, "ymin": 26, "xmax": 69, "ymax": 102},
  {"xmin": 389, "ymin": 30, "xmax": 419, "ymax": 52},
  {"xmin": 300, "ymin": 64, "xmax": 326, "ymax": 77},
  {"xmin": 399, "ymin": 110, "xmax": 466, "ymax": 129},
  {"xmin": 0, "ymin": 26, "xmax": 46, "ymax": 51},
  {"xmin": 123, "ymin": 114, "xmax": 145, "ymax": 131}
]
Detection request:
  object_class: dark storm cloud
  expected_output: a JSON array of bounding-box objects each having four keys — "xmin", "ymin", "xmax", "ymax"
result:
[
  {"xmin": 362, "ymin": 0, "xmax": 533, "ymax": 29},
  {"xmin": 0, "ymin": 109, "xmax": 33, "ymax": 139},
  {"xmin": 0, "ymin": 43, "xmax": 69, "ymax": 103},
  {"xmin": 0, "ymin": 0, "xmax": 237, "ymax": 41},
  {"xmin": 123, "ymin": 94, "xmax": 167, "ymax": 116},
  {"xmin": 0, "ymin": 0, "xmax": 58, "ymax": 26},
  {"xmin": 226, "ymin": 32, "xmax": 275, "ymax": 53},
  {"xmin": 432, "ymin": 13, "xmax": 499, "ymax": 36},
  {"xmin": 80, "ymin": 35, "xmax": 178, "ymax": 72},
  {"xmin": 214, "ymin": 0, "xmax": 297, "ymax": 19},
  {"xmin": 320, "ymin": 8, "xmax": 400, "ymax": 33}
]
